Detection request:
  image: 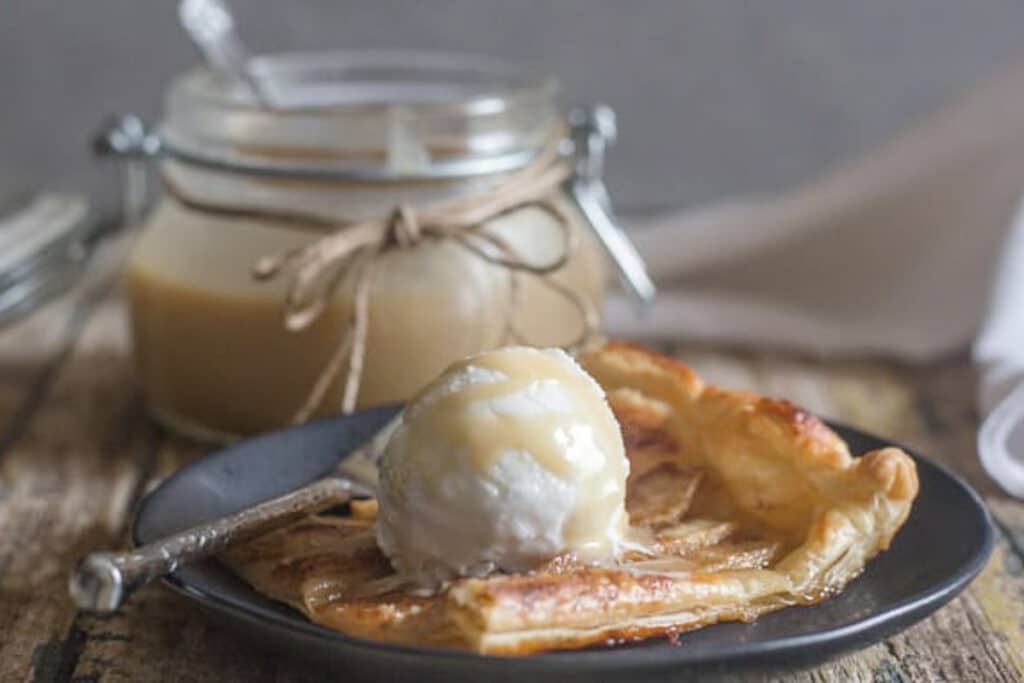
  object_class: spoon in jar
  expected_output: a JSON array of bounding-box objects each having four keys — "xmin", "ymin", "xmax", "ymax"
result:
[{"xmin": 178, "ymin": 0, "xmax": 275, "ymax": 107}]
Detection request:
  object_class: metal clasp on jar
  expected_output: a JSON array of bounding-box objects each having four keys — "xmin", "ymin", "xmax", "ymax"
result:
[
  {"xmin": 93, "ymin": 114, "xmax": 162, "ymax": 231},
  {"xmin": 565, "ymin": 105, "xmax": 656, "ymax": 305}
]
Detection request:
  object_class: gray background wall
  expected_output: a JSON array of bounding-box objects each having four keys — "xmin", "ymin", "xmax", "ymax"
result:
[{"xmin": 3, "ymin": 1, "xmax": 1024, "ymax": 214}]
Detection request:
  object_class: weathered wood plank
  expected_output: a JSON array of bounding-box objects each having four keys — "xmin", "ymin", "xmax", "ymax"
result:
[
  {"xmin": 980, "ymin": 498, "xmax": 1024, "ymax": 674},
  {"xmin": 898, "ymin": 362, "xmax": 1024, "ymax": 682},
  {"xmin": 65, "ymin": 437, "xmax": 333, "ymax": 683},
  {"xmin": 71, "ymin": 585, "xmax": 326, "ymax": 682},
  {"xmin": 0, "ymin": 280, "xmax": 1021, "ymax": 681},
  {"xmin": 0, "ymin": 299, "xmax": 158, "ymax": 683}
]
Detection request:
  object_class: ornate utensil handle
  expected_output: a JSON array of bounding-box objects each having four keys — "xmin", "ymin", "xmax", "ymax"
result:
[{"xmin": 70, "ymin": 476, "xmax": 362, "ymax": 612}]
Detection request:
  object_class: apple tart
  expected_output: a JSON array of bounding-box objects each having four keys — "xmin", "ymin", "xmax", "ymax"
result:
[{"xmin": 221, "ymin": 342, "xmax": 918, "ymax": 654}]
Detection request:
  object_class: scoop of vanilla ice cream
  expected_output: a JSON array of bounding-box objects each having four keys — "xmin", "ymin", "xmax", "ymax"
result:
[{"xmin": 375, "ymin": 346, "xmax": 629, "ymax": 587}]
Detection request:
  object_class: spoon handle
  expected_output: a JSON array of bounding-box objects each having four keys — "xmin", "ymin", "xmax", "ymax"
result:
[
  {"xmin": 69, "ymin": 476, "xmax": 360, "ymax": 611},
  {"xmin": 178, "ymin": 0, "xmax": 270, "ymax": 105}
]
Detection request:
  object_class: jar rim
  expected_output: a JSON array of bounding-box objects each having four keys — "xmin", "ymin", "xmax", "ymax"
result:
[
  {"xmin": 193, "ymin": 49, "xmax": 558, "ymax": 114},
  {"xmin": 160, "ymin": 50, "xmax": 562, "ymax": 181}
]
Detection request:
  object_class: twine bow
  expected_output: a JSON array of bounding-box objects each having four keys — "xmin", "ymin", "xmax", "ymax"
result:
[{"xmin": 162, "ymin": 130, "xmax": 599, "ymax": 422}]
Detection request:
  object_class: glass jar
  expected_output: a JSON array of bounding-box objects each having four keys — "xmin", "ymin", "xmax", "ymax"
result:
[{"xmin": 111, "ymin": 51, "xmax": 622, "ymax": 441}]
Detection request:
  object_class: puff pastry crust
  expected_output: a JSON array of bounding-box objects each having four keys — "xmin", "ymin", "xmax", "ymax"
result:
[{"xmin": 222, "ymin": 342, "xmax": 918, "ymax": 654}]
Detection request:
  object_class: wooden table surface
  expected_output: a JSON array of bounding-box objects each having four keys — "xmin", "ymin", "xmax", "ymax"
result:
[{"xmin": 2, "ymin": 242, "xmax": 1022, "ymax": 682}]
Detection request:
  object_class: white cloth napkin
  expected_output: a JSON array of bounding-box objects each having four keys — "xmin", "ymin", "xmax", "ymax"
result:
[{"xmin": 605, "ymin": 63, "xmax": 1024, "ymax": 497}]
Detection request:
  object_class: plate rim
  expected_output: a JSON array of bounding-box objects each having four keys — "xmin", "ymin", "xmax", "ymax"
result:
[{"xmin": 134, "ymin": 417, "xmax": 995, "ymax": 669}]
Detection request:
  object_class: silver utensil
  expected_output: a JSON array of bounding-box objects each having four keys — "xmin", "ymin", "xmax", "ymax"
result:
[
  {"xmin": 178, "ymin": 0, "xmax": 273, "ymax": 106},
  {"xmin": 0, "ymin": 193, "xmax": 102, "ymax": 328},
  {"xmin": 69, "ymin": 414, "xmax": 400, "ymax": 612}
]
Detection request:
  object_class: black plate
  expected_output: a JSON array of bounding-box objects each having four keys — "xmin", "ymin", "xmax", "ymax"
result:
[{"xmin": 134, "ymin": 407, "xmax": 993, "ymax": 681}]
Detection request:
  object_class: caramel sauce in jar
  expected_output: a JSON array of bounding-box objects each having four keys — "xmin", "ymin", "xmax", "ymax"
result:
[
  {"xmin": 125, "ymin": 52, "xmax": 607, "ymax": 440},
  {"xmin": 127, "ymin": 196, "xmax": 604, "ymax": 439}
]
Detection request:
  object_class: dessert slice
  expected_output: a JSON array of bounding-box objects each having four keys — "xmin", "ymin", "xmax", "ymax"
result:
[{"xmin": 222, "ymin": 342, "xmax": 918, "ymax": 654}]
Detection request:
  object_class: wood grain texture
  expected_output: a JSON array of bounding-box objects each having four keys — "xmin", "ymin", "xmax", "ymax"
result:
[{"xmin": 0, "ymin": 265, "xmax": 1021, "ymax": 681}]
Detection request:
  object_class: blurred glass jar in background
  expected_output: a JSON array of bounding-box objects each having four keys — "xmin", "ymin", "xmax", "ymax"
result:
[{"xmin": 116, "ymin": 51, "xmax": 607, "ymax": 440}]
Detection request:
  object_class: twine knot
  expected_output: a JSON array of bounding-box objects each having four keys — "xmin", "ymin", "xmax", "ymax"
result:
[
  {"xmin": 386, "ymin": 204, "xmax": 422, "ymax": 248},
  {"xmin": 160, "ymin": 127, "xmax": 598, "ymax": 421}
]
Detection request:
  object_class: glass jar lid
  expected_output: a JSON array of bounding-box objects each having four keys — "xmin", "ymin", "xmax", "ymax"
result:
[
  {"xmin": 93, "ymin": 50, "xmax": 656, "ymax": 304},
  {"xmin": 159, "ymin": 50, "xmax": 562, "ymax": 181}
]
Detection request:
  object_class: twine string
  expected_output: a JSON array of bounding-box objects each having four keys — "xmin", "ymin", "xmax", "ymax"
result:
[{"xmin": 160, "ymin": 129, "xmax": 597, "ymax": 420}]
